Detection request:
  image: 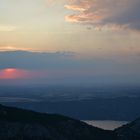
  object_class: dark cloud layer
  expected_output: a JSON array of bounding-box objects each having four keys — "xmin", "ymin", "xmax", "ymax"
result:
[
  {"xmin": 0, "ymin": 51, "xmax": 140, "ymax": 85},
  {"xmin": 0, "ymin": 51, "xmax": 77, "ymax": 70}
]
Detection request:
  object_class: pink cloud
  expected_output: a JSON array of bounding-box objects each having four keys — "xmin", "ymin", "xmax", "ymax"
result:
[{"xmin": 65, "ymin": 0, "xmax": 140, "ymax": 31}]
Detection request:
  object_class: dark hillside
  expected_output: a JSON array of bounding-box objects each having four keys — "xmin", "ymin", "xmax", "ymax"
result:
[{"xmin": 0, "ymin": 104, "xmax": 116, "ymax": 140}]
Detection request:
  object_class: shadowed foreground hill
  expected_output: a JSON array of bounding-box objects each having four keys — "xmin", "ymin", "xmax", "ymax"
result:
[
  {"xmin": 0, "ymin": 104, "xmax": 116, "ymax": 140},
  {"xmin": 0, "ymin": 104, "xmax": 140, "ymax": 140},
  {"xmin": 115, "ymin": 118, "xmax": 140, "ymax": 140}
]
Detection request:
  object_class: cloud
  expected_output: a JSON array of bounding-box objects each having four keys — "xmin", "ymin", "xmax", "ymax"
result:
[
  {"xmin": 0, "ymin": 51, "xmax": 76, "ymax": 70},
  {"xmin": 64, "ymin": 0, "xmax": 90, "ymax": 12},
  {"xmin": 0, "ymin": 50, "xmax": 140, "ymax": 85},
  {"xmin": 65, "ymin": 0, "xmax": 140, "ymax": 31},
  {"xmin": 0, "ymin": 46, "xmax": 39, "ymax": 52}
]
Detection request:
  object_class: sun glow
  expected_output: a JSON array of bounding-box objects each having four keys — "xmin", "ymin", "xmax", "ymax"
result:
[
  {"xmin": 4, "ymin": 68, "xmax": 17, "ymax": 72},
  {"xmin": 0, "ymin": 68, "xmax": 28, "ymax": 79},
  {"xmin": 0, "ymin": 46, "xmax": 41, "ymax": 52}
]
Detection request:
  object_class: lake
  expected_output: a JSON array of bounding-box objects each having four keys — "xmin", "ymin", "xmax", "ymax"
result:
[{"xmin": 83, "ymin": 120, "xmax": 128, "ymax": 130}]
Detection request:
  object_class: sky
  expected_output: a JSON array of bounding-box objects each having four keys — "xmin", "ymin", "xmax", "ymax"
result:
[{"xmin": 0, "ymin": 0, "xmax": 140, "ymax": 85}]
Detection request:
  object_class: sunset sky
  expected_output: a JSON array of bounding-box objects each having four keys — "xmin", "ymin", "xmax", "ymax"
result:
[{"xmin": 0, "ymin": 0, "xmax": 140, "ymax": 85}]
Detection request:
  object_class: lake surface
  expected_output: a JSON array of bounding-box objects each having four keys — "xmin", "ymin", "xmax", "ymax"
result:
[{"xmin": 83, "ymin": 120, "xmax": 128, "ymax": 130}]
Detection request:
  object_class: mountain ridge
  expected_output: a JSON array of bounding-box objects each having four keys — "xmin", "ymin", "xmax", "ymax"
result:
[
  {"xmin": 0, "ymin": 104, "xmax": 116, "ymax": 140},
  {"xmin": 0, "ymin": 104, "xmax": 140, "ymax": 140}
]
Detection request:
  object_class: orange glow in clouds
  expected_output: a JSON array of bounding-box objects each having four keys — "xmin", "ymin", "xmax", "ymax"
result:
[{"xmin": 0, "ymin": 68, "xmax": 29, "ymax": 79}]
